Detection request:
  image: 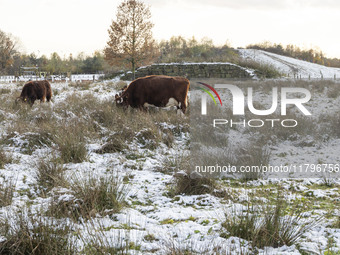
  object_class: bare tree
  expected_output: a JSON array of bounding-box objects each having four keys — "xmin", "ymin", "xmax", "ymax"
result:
[
  {"xmin": 0, "ymin": 30, "xmax": 19, "ymax": 74},
  {"xmin": 104, "ymin": 0, "xmax": 158, "ymax": 79}
]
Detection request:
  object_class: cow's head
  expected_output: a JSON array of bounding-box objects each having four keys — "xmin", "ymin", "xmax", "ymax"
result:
[
  {"xmin": 115, "ymin": 93, "xmax": 129, "ymax": 108},
  {"xmin": 115, "ymin": 94, "xmax": 123, "ymax": 104},
  {"xmin": 16, "ymin": 95, "xmax": 35, "ymax": 107},
  {"xmin": 15, "ymin": 96, "xmax": 28, "ymax": 104},
  {"xmin": 115, "ymin": 85, "xmax": 129, "ymax": 107}
]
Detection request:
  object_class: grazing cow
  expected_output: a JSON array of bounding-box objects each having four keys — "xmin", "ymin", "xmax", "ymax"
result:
[
  {"xmin": 16, "ymin": 80, "xmax": 52, "ymax": 106},
  {"xmin": 115, "ymin": 75, "xmax": 190, "ymax": 114}
]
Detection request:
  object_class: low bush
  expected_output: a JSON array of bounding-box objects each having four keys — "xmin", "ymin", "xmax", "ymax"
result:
[
  {"xmin": 68, "ymin": 81, "xmax": 92, "ymax": 90},
  {"xmin": 0, "ymin": 212, "xmax": 76, "ymax": 255},
  {"xmin": 50, "ymin": 173, "xmax": 130, "ymax": 220},
  {"xmin": 54, "ymin": 124, "xmax": 88, "ymax": 163},
  {"xmin": 36, "ymin": 154, "xmax": 66, "ymax": 194},
  {"xmin": 238, "ymin": 59, "xmax": 283, "ymax": 78},
  {"xmin": 223, "ymin": 189, "xmax": 323, "ymax": 249},
  {"xmin": 169, "ymin": 170, "xmax": 218, "ymax": 196},
  {"xmin": 80, "ymin": 219, "xmax": 141, "ymax": 254},
  {"xmin": 0, "ymin": 147, "xmax": 12, "ymax": 168},
  {"xmin": 94, "ymin": 136, "xmax": 127, "ymax": 154},
  {"xmin": 0, "ymin": 88, "xmax": 11, "ymax": 94},
  {"xmin": 326, "ymin": 85, "xmax": 340, "ymax": 99},
  {"xmin": 20, "ymin": 132, "xmax": 53, "ymax": 155},
  {"xmin": 325, "ymin": 110, "xmax": 340, "ymax": 138},
  {"xmin": 236, "ymin": 142, "xmax": 271, "ymax": 180},
  {"xmin": 0, "ymin": 179, "xmax": 15, "ymax": 207}
]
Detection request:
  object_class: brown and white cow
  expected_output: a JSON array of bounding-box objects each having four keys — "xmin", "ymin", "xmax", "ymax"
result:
[
  {"xmin": 115, "ymin": 75, "xmax": 190, "ymax": 114},
  {"xmin": 16, "ymin": 80, "xmax": 52, "ymax": 106}
]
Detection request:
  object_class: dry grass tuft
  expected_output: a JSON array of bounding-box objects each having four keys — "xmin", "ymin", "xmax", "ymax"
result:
[
  {"xmin": 35, "ymin": 154, "xmax": 66, "ymax": 194},
  {"xmin": 0, "ymin": 179, "xmax": 15, "ymax": 207},
  {"xmin": 0, "ymin": 211, "xmax": 76, "ymax": 255}
]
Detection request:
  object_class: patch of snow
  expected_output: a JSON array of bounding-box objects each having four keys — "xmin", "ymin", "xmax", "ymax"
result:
[{"xmin": 239, "ymin": 49, "xmax": 340, "ymax": 79}]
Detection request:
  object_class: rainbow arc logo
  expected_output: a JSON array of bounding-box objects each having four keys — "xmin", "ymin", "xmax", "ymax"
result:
[
  {"xmin": 198, "ymin": 82, "xmax": 222, "ymax": 115},
  {"xmin": 197, "ymin": 82, "xmax": 222, "ymax": 106}
]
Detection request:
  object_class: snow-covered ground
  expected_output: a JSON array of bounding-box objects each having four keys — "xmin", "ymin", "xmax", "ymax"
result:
[
  {"xmin": 0, "ymin": 78, "xmax": 339, "ymax": 254},
  {"xmin": 239, "ymin": 49, "xmax": 340, "ymax": 79}
]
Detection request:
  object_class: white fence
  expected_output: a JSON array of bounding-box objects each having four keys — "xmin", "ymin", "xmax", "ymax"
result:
[
  {"xmin": 0, "ymin": 76, "xmax": 44, "ymax": 82},
  {"xmin": 70, "ymin": 74, "xmax": 105, "ymax": 82},
  {"xmin": 0, "ymin": 74, "xmax": 105, "ymax": 83},
  {"xmin": 0, "ymin": 76, "xmax": 16, "ymax": 82}
]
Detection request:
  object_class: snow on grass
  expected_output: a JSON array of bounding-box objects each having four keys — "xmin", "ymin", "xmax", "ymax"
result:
[
  {"xmin": 239, "ymin": 48, "xmax": 340, "ymax": 79},
  {"xmin": 0, "ymin": 79, "xmax": 339, "ymax": 254}
]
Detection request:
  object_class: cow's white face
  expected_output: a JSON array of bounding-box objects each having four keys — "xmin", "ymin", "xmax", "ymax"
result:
[
  {"xmin": 115, "ymin": 93, "xmax": 129, "ymax": 108},
  {"xmin": 116, "ymin": 97, "xmax": 123, "ymax": 104},
  {"xmin": 115, "ymin": 94, "xmax": 123, "ymax": 104}
]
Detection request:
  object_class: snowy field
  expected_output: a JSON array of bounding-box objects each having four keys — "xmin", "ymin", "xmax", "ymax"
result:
[
  {"xmin": 0, "ymin": 76, "xmax": 339, "ymax": 254},
  {"xmin": 239, "ymin": 49, "xmax": 340, "ymax": 79}
]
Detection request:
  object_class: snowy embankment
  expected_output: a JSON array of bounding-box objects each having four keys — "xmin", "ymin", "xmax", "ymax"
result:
[{"xmin": 239, "ymin": 48, "xmax": 340, "ymax": 79}]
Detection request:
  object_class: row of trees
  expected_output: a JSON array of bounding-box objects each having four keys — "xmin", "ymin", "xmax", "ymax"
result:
[
  {"xmin": 0, "ymin": 32, "xmax": 237, "ymax": 76},
  {"xmin": 158, "ymin": 36, "xmax": 238, "ymax": 63},
  {"xmin": 0, "ymin": 44, "xmax": 112, "ymax": 76},
  {"xmin": 2, "ymin": 0, "xmax": 340, "ymax": 76},
  {"xmin": 246, "ymin": 41, "xmax": 340, "ymax": 67}
]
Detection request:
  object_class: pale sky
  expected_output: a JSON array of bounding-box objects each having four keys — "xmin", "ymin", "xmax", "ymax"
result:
[{"xmin": 1, "ymin": 0, "xmax": 340, "ymax": 58}]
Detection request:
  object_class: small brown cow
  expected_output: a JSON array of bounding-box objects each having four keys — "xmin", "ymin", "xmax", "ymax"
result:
[
  {"xmin": 16, "ymin": 80, "xmax": 52, "ymax": 106},
  {"xmin": 115, "ymin": 75, "xmax": 190, "ymax": 114}
]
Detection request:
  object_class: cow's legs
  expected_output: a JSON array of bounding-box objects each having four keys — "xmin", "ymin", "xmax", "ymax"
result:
[
  {"xmin": 177, "ymin": 100, "xmax": 187, "ymax": 114},
  {"xmin": 29, "ymin": 98, "xmax": 36, "ymax": 107},
  {"xmin": 181, "ymin": 103, "xmax": 187, "ymax": 114},
  {"xmin": 138, "ymin": 105, "xmax": 148, "ymax": 112}
]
